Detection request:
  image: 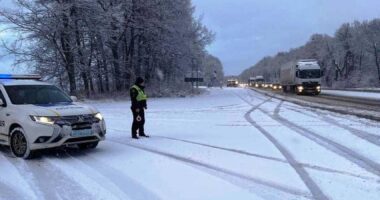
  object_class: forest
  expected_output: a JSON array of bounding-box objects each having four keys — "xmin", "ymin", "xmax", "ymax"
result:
[
  {"xmin": 240, "ymin": 19, "xmax": 380, "ymax": 88},
  {"xmin": 0, "ymin": 0, "xmax": 224, "ymax": 97}
]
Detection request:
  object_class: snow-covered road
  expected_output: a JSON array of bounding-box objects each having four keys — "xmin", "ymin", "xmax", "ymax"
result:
[{"xmin": 1, "ymin": 88, "xmax": 380, "ymax": 200}]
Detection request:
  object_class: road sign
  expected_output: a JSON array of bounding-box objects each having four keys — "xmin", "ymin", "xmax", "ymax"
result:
[{"xmin": 185, "ymin": 77, "xmax": 204, "ymax": 83}]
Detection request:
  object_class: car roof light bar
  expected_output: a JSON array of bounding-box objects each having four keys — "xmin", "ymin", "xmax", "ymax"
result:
[{"xmin": 0, "ymin": 74, "xmax": 42, "ymax": 80}]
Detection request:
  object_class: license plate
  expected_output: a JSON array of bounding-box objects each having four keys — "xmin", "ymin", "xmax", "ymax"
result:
[{"xmin": 71, "ymin": 129, "xmax": 93, "ymax": 137}]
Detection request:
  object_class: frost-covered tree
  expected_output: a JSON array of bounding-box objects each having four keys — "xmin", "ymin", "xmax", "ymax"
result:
[
  {"xmin": 0, "ymin": 0, "xmax": 216, "ymax": 96},
  {"xmin": 240, "ymin": 18, "xmax": 380, "ymax": 88}
]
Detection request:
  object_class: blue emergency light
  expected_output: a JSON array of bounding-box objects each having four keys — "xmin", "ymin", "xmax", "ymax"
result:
[
  {"xmin": 0, "ymin": 74, "xmax": 12, "ymax": 79},
  {"xmin": 0, "ymin": 74, "xmax": 42, "ymax": 80}
]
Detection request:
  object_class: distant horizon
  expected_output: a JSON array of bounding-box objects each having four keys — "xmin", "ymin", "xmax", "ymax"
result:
[{"xmin": 193, "ymin": 0, "xmax": 380, "ymax": 76}]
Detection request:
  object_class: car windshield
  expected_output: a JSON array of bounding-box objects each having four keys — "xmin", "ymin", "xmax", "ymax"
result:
[
  {"xmin": 5, "ymin": 85, "xmax": 72, "ymax": 105},
  {"xmin": 299, "ymin": 69, "xmax": 321, "ymax": 79}
]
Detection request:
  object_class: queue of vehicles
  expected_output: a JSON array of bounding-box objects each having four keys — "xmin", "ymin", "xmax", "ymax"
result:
[
  {"xmin": 249, "ymin": 78, "xmax": 282, "ymax": 91},
  {"xmin": 248, "ymin": 59, "xmax": 323, "ymax": 95}
]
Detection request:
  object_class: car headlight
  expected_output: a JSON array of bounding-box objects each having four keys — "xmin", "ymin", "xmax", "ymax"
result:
[
  {"xmin": 30, "ymin": 116, "xmax": 56, "ymax": 125},
  {"xmin": 316, "ymin": 86, "xmax": 321, "ymax": 90},
  {"xmin": 297, "ymin": 86, "xmax": 304, "ymax": 91},
  {"xmin": 94, "ymin": 113, "xmax": 104, "ymax": 121}
]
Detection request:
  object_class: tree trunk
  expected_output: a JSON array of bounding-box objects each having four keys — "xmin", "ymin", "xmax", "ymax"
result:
[
  {"xmin": 373, "ymin": 44, "xmax": 380, "ymax": 82},
  {"xmin": 81, "ymin": 72, "xmax": 90, "ymax": 97},
  {"xmin": 111, "ymin": 43, "xmax": 122, "ymax": 91},
  {"xmin": 96, "ymin": 58, "xmax": 104, "ymax": 93},
  {"xmin": 60, "ymin": 11, "xmax": 76, "ymax": 95}
]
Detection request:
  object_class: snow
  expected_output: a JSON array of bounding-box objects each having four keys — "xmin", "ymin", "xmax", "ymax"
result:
[
  {"xmin": 1, "ymin": 88, "xmax": 380, "ymax": 200},
  {"xmin": 322, "ymin": 90, "xmax": 380, "ymax": 101}
]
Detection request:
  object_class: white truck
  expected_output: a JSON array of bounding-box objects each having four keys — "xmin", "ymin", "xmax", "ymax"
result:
[
  {"xmin": 280, "ymin": 59, "xmax": 323, "ymax": 95},
  {"xmin": 0, "ymin": 74, "xmax": 106, "ymax": 159},
  {"xmin": 254, "ymin": 76, "xmax": 265, "ymax": 88},
  {"xmin": 248, "ymin": 77, "xmax": 256, "ymax": 87}
]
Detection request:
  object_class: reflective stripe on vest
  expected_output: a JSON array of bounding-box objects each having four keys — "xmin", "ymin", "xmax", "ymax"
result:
[{"xmin": 131, "ymin": 85, "xmax": 148, "ymax": 101}]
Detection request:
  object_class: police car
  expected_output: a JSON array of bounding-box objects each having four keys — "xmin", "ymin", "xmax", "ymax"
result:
[{"xmin": 0, "ymin": 74, "xmax": 106, "ymax": 159}]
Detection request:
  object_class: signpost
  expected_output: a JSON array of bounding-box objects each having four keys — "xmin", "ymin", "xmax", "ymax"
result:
[{"xmin": 185, "ymin": 77, "xmax": 204, "ymax": 94}]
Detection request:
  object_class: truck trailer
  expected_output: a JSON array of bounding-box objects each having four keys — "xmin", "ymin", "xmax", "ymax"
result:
[{"xmin": 280, "ymin": 59, "xmax": 322, "ymax": 95}]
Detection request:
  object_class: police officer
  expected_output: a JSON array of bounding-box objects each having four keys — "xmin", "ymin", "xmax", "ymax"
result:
[{"xmin": 130, "ymin": 77, "xmax": 149, "ymax": 139}]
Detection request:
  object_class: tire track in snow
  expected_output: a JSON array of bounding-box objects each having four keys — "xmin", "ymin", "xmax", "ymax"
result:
[
  {"xmin": 107, "ymin": 139, "xmax": 312, "ymax": 199},
  {"xmin": 0, "ymin": 181, "xmax": 24, "ymax": 200},
  {"xmin": 26, "ymin": 157, "xmax": 95, "ymax": 200},
  {"xmin": 261, "ymin": 101, "xmax": 380, "ymax": 178},
  {"xmin": 251, "ymin": 88, "xmax": 380, "ymax": 128},
  {"xmin": 1, "ymin": 146, "xmax": 93, "ymax": 200},
  {"xmin": 284, "ymin": 104, "xmax": 380, "ymax": 147},
  {"xmin": 246, "ymin": 90, "xmax": 271, "ymax": 102},
  {"xmin": 3, "ymin": 157, "xmax": 55, "ymax": 200},
  {"xmin": 0, "ymin": 150, "xmax": 41, "ymax": 200},
  {"xmin": 152, "ymin": 136, "xmax": 375, "ymax": 181},
  {"xmin": 90, "ymin": 128, "xmax": 377, "ymax": 181},
  {"xmin": 63, "ymin": 150, "xmax": 161, "ymax": 200},
  {"xmin": 44, "ymin": 154, "xmax": 123, "ymax": 200},
  {"xmin": 239, "ymin": 95, "xmax": 330, "ymax": 200}
]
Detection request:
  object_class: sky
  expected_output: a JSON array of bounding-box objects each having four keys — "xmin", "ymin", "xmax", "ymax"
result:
[
  {"xmin": 192, "ymin": 0, "xmax": 380, "ymax": 75},
  {"xmin": 1, "ymin": 0, "xmax": 380, "ymax": 75},
  {"xmin": 0, "ymin": 0, "xmax": 22, "ymax": 73}
]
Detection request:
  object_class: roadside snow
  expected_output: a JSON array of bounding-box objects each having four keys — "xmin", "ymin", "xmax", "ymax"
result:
[{"xmin": 322, "ymin": 90, "xmax": 380, "ymax": 101}]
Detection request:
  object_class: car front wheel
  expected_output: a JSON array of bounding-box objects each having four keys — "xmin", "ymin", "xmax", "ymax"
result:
[{"xmin": 10, "ymin": 127, "xmax": 33, "ymax": 159}]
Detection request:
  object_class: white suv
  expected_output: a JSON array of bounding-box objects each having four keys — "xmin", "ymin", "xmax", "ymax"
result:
[{"xmin": 0, "ymin": 74, "xmax": 106, "ymax": 159}]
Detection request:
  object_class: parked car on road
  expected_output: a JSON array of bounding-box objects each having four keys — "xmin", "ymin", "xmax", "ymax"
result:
[{"xmin": 0, "ymin": 74, "xmax": 106, "ymax": 159}]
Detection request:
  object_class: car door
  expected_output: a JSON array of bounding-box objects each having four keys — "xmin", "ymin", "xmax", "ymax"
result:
[{"xmin": 0, "ymin": 87, "xmax": 8, "ymax": 144}]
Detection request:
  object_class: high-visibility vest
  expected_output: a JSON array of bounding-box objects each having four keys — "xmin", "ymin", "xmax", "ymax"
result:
[{"xmin": 131, "ymin": 85, "xmax": 148, "ymax": 101}]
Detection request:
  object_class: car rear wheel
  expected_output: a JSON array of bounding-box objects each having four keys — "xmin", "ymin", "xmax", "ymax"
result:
[
  {"xmin": 10, "ymin": 128, "xmax": 33, "ymax": 159},
  {"xmin": 78, "ymin": 141, "xmax": 99, "ymax": 150}
]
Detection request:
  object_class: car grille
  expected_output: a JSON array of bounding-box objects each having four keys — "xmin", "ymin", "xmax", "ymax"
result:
[
  {"xmin": 302, "ymin": 82, "xmax": 319, "ymax": 88},
  {"xmin": 60, "ymin": 115, "xmax": 95, "ymax": 130}
]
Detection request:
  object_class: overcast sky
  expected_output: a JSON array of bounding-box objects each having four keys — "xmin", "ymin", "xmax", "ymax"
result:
[
  {"xmin": 1, "ymin": 0, "xmax": 380, "ymax": 75},
  {"xmin": 192, "ymin": 0, "xmax": 380, "ymax": 75}
]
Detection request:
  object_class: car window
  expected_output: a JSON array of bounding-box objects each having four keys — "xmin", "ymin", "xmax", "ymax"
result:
[{"xmin": 4, "ymin": 85, "xmax": 72, "ymax": 105}]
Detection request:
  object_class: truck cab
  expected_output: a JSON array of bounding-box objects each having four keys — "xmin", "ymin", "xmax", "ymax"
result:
[
  {"xmin": 295, "ymin": 60, "xmax": 322, "ymax": 94},
  {"xmin": 227, "ymin": 79, "xmax": 239, "ymax": 87},
  {"xmin": 0, "ymin": 74, "xmax": 106, "ymax": 159},
  {"xmin": 255, "ymin": 76, "xmax": 265, "ymax": 88},
  {"xmin": 248, "ymin": 77, "xmax": 256, "ymax": 87}
]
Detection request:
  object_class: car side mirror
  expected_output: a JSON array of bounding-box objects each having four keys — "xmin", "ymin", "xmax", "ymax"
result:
[
  {"xmin": 70, "ymin": 96, "xmax": 78, "ymax": 102},
  {"xmin": 0, "ymin": 98, "xmax": 5, "ymax": 107},
  {"xmin": 296, "ymin": 71, "xmax": 299, "ymax": 78}
]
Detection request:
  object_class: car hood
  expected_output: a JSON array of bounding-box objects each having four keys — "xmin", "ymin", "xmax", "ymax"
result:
[{"xmin": 18, "ymin": 102, "xmax": 99, "ymax": 117}]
